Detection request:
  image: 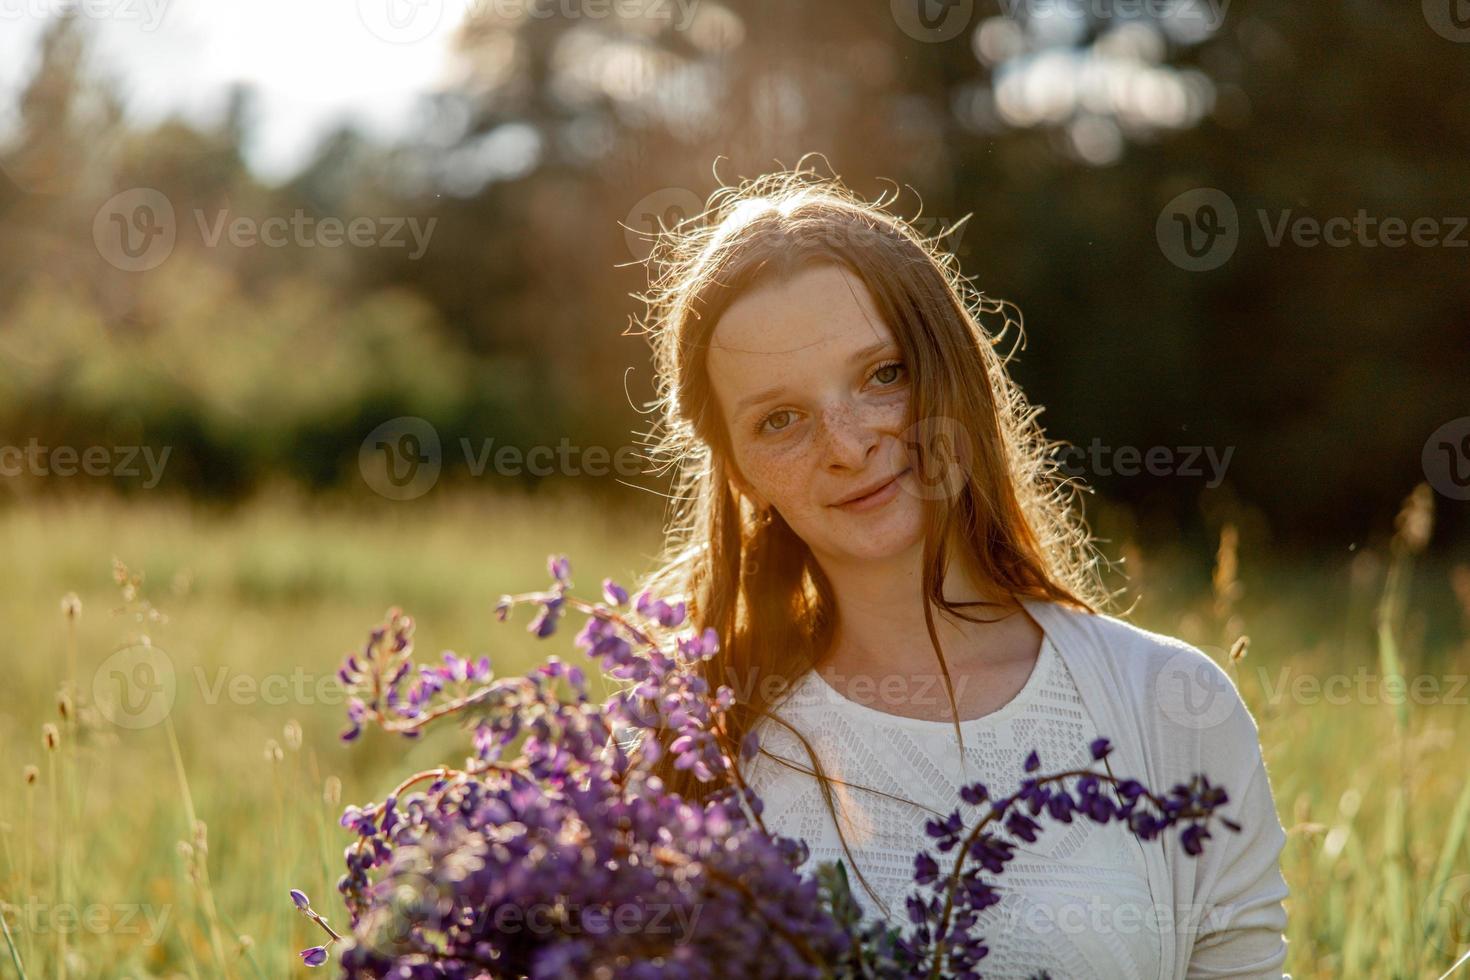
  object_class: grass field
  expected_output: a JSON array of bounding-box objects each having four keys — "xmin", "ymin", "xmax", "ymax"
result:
[{"xmin": 0, "ymin": 489, "xmax": 1466, "ymax": 979}]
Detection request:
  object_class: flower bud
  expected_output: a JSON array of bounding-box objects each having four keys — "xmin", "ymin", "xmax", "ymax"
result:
[
  {"xmin": 42, "ymin": 724, "xmax": 59, "ymax": 751},
  {"xmin": 283, "ymin": 720, "xmax": 303, "ymax": 751},
  {"xmin": 1228, "ymin": 635, "xmax": 1249, "ymax": 663},
  {"xmin": 1394, "ymin": 483, "xmax": 1433, "ymax": 554},
  {"xmin": 60, "ymin": 592, "xmax": 82, "ymax": 620},
  {"xmin": 58, "ymin": 690, "xmax": 72, "ymax": 721},
  {"xmin": 264, "ymin": 739, "xmax": 283, "ymax": 763},
  {"xmin": 23, "ymin": 765, "xmax": 39, "ymax": 786}
]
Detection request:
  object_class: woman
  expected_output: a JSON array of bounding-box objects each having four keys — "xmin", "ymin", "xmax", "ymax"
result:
[{"xmin": 626, "ymin": 166, "xmax": 1289, "ymax": 979}]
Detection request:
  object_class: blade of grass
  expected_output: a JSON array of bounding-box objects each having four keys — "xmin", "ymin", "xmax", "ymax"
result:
[
  {"xmin": 0, "ymin": 896, "xmax": 28, "ymax": 980},
  {"xmin": 1424, "ymin": 777, "xmax": 1470, "ymax": 967},
  {"xmin": 164, "ymin": 717, "xmax": 233, "ymax": 978}
]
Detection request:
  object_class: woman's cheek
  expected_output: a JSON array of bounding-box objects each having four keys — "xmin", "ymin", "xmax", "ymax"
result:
[
  {"xmin": 873, "ymin": 390, "xmax": 911, "ymax": 428},
  {"xmin": 738, "ymin": 436, "xmax": 811, "ymax": 508}
]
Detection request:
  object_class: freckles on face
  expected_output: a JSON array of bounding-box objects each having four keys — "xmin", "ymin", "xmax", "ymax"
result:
[{"xmin": 705, "ymin": 262, "xmax": 922, "ymax": 554}]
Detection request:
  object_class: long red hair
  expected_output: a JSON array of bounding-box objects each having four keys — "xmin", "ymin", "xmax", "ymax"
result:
[{"xmin": 624, "ymin": 162, "xmax": 1111, "ymax": 914}]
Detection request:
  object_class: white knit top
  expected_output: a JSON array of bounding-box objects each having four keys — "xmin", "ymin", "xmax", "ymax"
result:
[
  {"xmin": 742, "ymin": 634, "xmax": 1163, "ymax": 979},
  {"xmin": 737, "ymin": 598, "xmax": 1292, "ymax": 979}
]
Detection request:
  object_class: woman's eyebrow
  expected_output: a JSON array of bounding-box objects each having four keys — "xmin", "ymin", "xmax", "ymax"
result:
[{"xmin": 732, "ymin": 340, "xmax": 898, "ymax": 415}]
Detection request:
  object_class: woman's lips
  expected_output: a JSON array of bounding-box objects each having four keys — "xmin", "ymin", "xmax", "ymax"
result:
[{"xmin": 831, "ymin": 467, "xmax": 910, "ymax": 512}]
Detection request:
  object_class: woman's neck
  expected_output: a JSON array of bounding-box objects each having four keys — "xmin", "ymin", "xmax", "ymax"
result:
[{"xmin": 817, "ymin": 541, "xmax": 1033, "ymax": 681}]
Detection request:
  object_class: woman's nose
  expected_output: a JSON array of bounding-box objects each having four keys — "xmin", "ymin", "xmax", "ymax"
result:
[{"xmin": 816, "ymin": 401, "xmax": 881, "ymax": 469}]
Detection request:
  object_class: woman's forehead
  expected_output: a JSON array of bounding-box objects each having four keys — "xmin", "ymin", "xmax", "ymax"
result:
[{"xmin": 708, "ymin": 265, "xmax": 892, "ymax": 367}]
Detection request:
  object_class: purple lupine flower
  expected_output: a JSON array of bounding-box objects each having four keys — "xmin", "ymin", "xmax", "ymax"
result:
[
  {"xmin": 318, "ymin": 562, "xmax": 1239, "ymax": 980},
  {"xmin": 913, "ymin": 852, "xmax": 940, "ymax": 886},
  {"xmin": 527, "ymin": 595, "xmax": 564, "ymax": 638},
  {"xmin": 740, "ymin": 729, "xmax": 761, "ymax": 762},
  {"xmin": 1046, "ymin": 791, "xmax": 1077, "ymax": 823},
  {"xmin": 289, "ymin": 889, "xmax": 309, "ymax": 909},
  {"xmin": 1005, "ymin": 810, "xmax": 1042, "ymax": 843},
  {"xmin": 960, "ymin": 781, "xmax": 988, "ymax": 805},
  {"xmin": 602, "ymin": 578, "xmax": 628, "ymax": 606},
  {"xmin": 1181, "ymin": 822, "xmax": 1212, "ymax": 856},
  {"xmin": 968, "ymin": 832, "xmax": 1015, "ymax": 875}
]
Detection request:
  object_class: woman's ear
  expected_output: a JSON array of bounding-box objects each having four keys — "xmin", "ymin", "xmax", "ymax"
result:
[{"xmin": 726, "ymin": 474, "xmax": 766, "ymax": 514}]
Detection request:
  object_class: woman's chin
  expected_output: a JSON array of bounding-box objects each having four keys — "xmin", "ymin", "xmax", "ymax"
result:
[{"xmin": 812, "ymin": 510, "xmax": 924, "ymax": 562}]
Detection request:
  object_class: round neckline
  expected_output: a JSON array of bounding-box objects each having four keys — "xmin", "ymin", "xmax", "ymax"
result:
[{"xmin": 798, "ymin": 631, "xmax": 1057, "ymax": 732}]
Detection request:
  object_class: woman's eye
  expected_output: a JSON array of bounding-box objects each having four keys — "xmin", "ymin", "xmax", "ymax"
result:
[
  {"xmin": 872, "ymin": 361, "xmax": 906, "ymax": 386},
  {"xmin": 753, "ymin": 364, "xmax": 903, "ymax": 436},
  {"xmin": 759, "ymin": 410, "xmax": 794, "ymax": 434}
]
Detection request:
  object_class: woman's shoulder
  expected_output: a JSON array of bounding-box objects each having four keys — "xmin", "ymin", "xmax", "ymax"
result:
[{"xmin": 1029, "ymin": 597, "xmax": 1264, "ymax": 767}]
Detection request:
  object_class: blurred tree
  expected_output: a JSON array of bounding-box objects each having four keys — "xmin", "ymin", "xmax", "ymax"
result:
[{"xmin": 0, "ymin": 3, "xmax": 1463, "ymax": 549}]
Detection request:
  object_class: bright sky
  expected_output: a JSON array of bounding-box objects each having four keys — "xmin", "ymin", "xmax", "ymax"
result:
[{"xmin": 0, "ymin": 0, "xmax": 474, "ymax": 182}]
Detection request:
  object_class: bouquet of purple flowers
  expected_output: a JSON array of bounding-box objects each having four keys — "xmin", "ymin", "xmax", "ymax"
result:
[{"xmin": 289, "ymin": 556, "xmax": 1238, "ymax": 978}]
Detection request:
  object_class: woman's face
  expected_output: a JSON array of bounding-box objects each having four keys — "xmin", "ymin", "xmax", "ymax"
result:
[{"xmin": 707, "ymin": 262, "xmax": 925, "ymax": 564}]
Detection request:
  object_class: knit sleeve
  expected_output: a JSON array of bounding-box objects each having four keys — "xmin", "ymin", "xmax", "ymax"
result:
[{"xmin": 1181, "ymin": 671, "xmax": 1291, "ymax": 979}]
